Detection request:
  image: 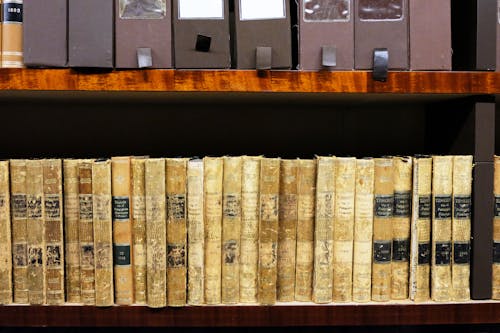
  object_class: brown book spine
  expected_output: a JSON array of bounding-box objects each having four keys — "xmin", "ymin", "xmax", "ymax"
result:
[
  {"xmin": 0, "ymin": 160, "xmax": 12, "ymax": 303},
  {"xmin": 494, "ymin": 156, "xmax": 500, "ymax": 300},
  {"xmin": 63, "ymin": 160, "xmax": 81, "ymax": 303},
  {"xmin": 1, "ymin": 0, "xmax": 23, "ymax": 68},
  {"xmin": 277, "ymin": 159, "xmax": 298, "ymax": 302},
  {"xmin": 258, "ymin": 158, "xmax": 280, "ymax": 305},
  {"xmin": 43, "ymin": 159, "xmax": 64, "ymax": 305},
  {"xmin": 26, "ymin": 159, "xmax": 45, "ymax": 305},
  {"xmin": 222, "ymin": 157, "xmax": 242, "ymax": 304},
  {"xmin": 10, "ymin": 159, "xmax": 28, "ymax": 303},
  {"xmin": 111, "ymin": 156, "xmax": 134, "ymax": 305},
  {"xmin": 78, "ymin": 160, "xmax": 95, "ymax": 305},
  {"xmin": 166, "ymin": 158, "xmax": 188, "ymax": 307}
]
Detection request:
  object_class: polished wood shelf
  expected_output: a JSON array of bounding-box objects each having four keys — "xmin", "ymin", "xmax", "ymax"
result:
[{"xmin": 0, "ymin": 69, "xmax": 498, "ymax": 94}]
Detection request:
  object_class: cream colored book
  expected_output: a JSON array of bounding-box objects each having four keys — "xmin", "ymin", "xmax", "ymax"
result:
[
  {"xmin": 1, "ymin": 0, "xmax": 23, "ymax": 68},
  {"xmin": 166, "ymin": 158, "xmax": 188, "ymax": 307},
  {"xmin": 0, "ymin": 160, "xmax": 12, "ymax": 304},
  {"xmin": 43, "ymin": 159, "xmax": 64, "ymax": 305},
  {"xmin": 145, "ymin": 158, "xmax": 167, "ymax": 308},
  {"xmin": 312, "ymin": 156, "xmax": 336, "ymax": 304},
  {"xmin": 204, "ymin": 157, "xmax": 223, "ymax": 305},
  {"xmin": 239, "ymin": 156, "xmax": 261, "ymax": 303},
  {"xmin": 431, "ymin": 156, "xmax": 453, "ymax": 302},
  {"xmin": 187, "ymin": 159, "xmax": 204, "ymax": 305},
  {"xmin": 352, "ymin": 158, "xmax": 374, "ymax": 303},
  {"xmin": 92, "ymin": 159, "xmax": 114, "ymax": 307},
  {"xmin": 409, "ymin": 156, "xmax": 432, "ymax": 302},
  {"xmin": 451, "ymin": 155, "xmax": 472, "ymax": 301},
  {"xmin": 391, "ymin": 157, "xmax": 412, "ymax": 300},
  {"xmin": 494, "ymin": 156, "xmax": 500, "ymax": 300},
  {"xmin": 222, "ymin": 156, "xmax": 242, "ymax": 304},
  {"xmin": 277, "ymin": 159, "xmax": 298, "ymax": 302}
]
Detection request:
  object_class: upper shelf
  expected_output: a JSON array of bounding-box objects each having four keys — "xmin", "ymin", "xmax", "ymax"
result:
[{"xmin": 0, "ymin": 69, "xmax": 499, "ymax": 94}]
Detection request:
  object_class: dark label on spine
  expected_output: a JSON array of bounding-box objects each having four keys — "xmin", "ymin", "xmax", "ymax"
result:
[
  {"xmin": 46, "ymin": 245, "xmax": 61, "ymax": 267},
  {"xmin": 112, "ymin": 197, "xmax": 130, "ymax": 221},
  {"xmin": 44, "ymin": 195, "xmax": 61, "ymax": 220},
  {"xmin": 394, "ymin": 191, "xmax": 411, "ymax": 217},
  {"xmin": 28, "ymin": 247, "xmax": 43, "ymax": 266},
  {"xmin": 12, "ymin": 194, "xmax": 27, "ymax": 219},
  {"xmin": 392, "ymin": 239, "xmax": 409, "ymax": 261},
  {"xmin": 167, "ymin": 194, "xmax": 186, "ymax": 220},
  {"xmin": 373, "ymin": 241, "xmax": 391, "ymax": 263},
  {"xmin": 454, "ymin": 196, "xmax": 471, "ymax": 219},
  {"xmin": 375, "ymin": 195, "xmax": 393, "ymax": 218},
  {"xmin": 495, "ymin": 196, "xmax": 500, "ymax": 217},
  {"xmin": 418, "ymin": 242, "xmax": 430, "ymax": 265},
  {"xmin": 113, "ymin": 245, "xmax": 131, "ymax": 266},
  {"xmin": 3, "ymin": 3, "xmax": 22, "ymax": 23},
  {"xmin": 434, "ymin": 196, "xmax": 452, "ymax": 219},
  {"xmin": 418, "ymin": 196, "xmax": 431, "ymax": 219},
  {"xmin": 27, "ymin": 195, "xmax": 42, "ymax": 219},
  {"xmin": 494, "ymin": 242, "xmax": 500, "ymax": 264},
  {"xmin": 167, "ymin": 244, "xmax": 186, "ymax": 268},
  {"xmin": 223, "ymin": 194, "xmax": 241, "ymax": 218},
  {"xmin": 223, "ymin": 240, "xmax": 238, "ymax": 264},
  {"xmin": 79, "ymin": 194, "xmax": 93, "ymax": 220},
  {"xmin": 81, "ymin": 245, "xmax": 94, "ymax": 266},
  {"xmin": 435, "ymin": 242, "xmax": 451, "ymax": 265},
  {"xmin": 453, "ymin": 242, "xmax": 470, "ymax": 264},
  {"xmin": 14, "ymin": 243, "xmax": 27, "ymax": 266}
]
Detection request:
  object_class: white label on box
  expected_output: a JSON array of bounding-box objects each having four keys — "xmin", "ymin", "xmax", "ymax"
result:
[
  {"xmin": 239, "ymin": 0, "xmax": 286, "ymax": 21},
  {"xmin": 178, "ymin": 0, "xmax": 224, "ymax": 19}
]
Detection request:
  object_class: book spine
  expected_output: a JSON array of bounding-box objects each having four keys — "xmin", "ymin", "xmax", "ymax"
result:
[
  {"xmin": 372, "ymin": 157, "xmax": 394, "ymax": 302},
  {"xmin": 277, "ymin": 159, "xmax": 298, "ymax": 302},
  {"xmin": 187, "ymin": 159, "xmax": 204, "ymax": 305},
  {"xmin": 166, "ymin": 158, "xmax": 188, "ymax": 307},
  {"xmin": 43, "ymin": 159, "xmax": 64, "ymax": 305},
  {"xmin": 78, "ymin": 160, "xmax": 95, "ymax": 305},
  {"xmin": 10, "ymin": 159, "xmax": 28, "ymax": 303},
  {"xmin": 111, "ymin": 156, "xmax": 134, "ymax": 305},
  {"xmin": 92, "ymin": 159, "xmax": 114, "ymax": 307},
  {"xmin": 204, "ymin": 157, "xmax": 223, "ymax": 305},
  {"xmin": 258, "ymin": 158, "xmax": 280, "ymax": 305},
  {"xmin": 222, "ymin": 157, "xmax": 242, "ymax": 304},
  {"xmin": 452, "ymin": 155, "xmax": 473, "ymax": 301},
  {"xmin": 145, "ymin": 158, "xmax": 166, "ymax": 308},
  {"xmin": 494, "ymin": 156, "xmax": 500, "ymax": 300},
  {"xmin": 239, "ymin": 156, "xmax": 260, "ymax": 303},
  {"xmin": 63, "ymin": 159, "xmax": 81, "ymax": 303},
  {"xmin": 352, "ymin": 158, "xmax": 374, "ymax": 303},
  {"xmin": 26, "ymin": 159, "xmax": 45, "ymax": 305},
  {"xmin": 0, "ymin": 160, "xmax": 12, "ymax": 304},
  {"xmin": 409, "ymin": 157, "xmax": 432, "ymax": 302},
  {"xmin": 431, "ymin": 156, "xmax": 453, "ymax": 302},
  {"xmin": 391, "ymin": 157, "xmax": 413, "ymax": 300},
  {"xmin": 1, "ymin": 0, "xmax": 23, "ymax": 68},
  {"xmin": 131, "ymin": 157, "xmax": 147, "ymax": 304},
  {"xmin": 312, "ymin": 156, "xmax": 336, "ymax": 304}
]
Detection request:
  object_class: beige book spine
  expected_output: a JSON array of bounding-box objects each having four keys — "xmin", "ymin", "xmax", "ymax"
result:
[
  {"xmin": 431, "ymin": 156, "xmax": 453, "ymax": 302},
  {"xmin": 222, "ymin": 157, "xmax": 242, "ymax": 304},
  {"xmin": 277, "ymin": 159, "xmax": 298, "ymax": 302},
  {"xmin": 312, "ymin": 156, "xmax": 336, "ymax": 304},
  {"xmin": 0, "ymin": 161, "xmax": 12, "ymax": 303},
  {"xmin": 10, "ymin": 159, "xmax": 28, "ymax": 303},
  {"xmin": 166, "ymin": 158, "xmax": 188, "ymax": 307},
  {"xmin": 409, "ymin": 157, "xmax": 432, "ymax": 302},
  {"xmin": 187, "ymin": 159, "xmax": 204, "ymax": 305},
  {"xmin": 131, "ymin": 157, "xmax": 147, "ymax": 304},
  {"xmin": 258, "ymin": 158, "xmax": 280, "ymax": 305},
  {"xmin": 204, "ymin": 157, "xmax": 223, "ymax": 304},
  {"xmin": 391, "ymin": 157, "xmax": 413, "ymax": 300},
  {"xmin": 78, "ymin": 160, "xmax": 95, "ymax": 305},
  {"xmin": 43, "ymin": 159, "xmax": 64, "ymax": 305},
  {"xmin": 111, "ymin": 156, "xmax": 134, "ymax": 305},
  {"xmin": 239, "ymin": 156, "xmax": 260, "ymax": 303},
  {"xmin": 92, "ymin": 159, "xmax": 114, "ymax": 307},
  {"xmin": 145, "ymin": 158, "xmax": 166, "ymax": 308},
  {"xmin": 372, "ymin": 157, "xmax": 393, "ymax": 302},
  {"xmin": 494, "ymin": 156, "xmax": 500, "ymax": 300},
  {"xmin": 1, "ymin": 0, "xmax": 23, "ymax": 68},
  {"xmin": 26, "ymin": 159, "xmax": 45, "ymax": 304},
  {"xmin": 352, "ymin": 158, "xmax": 374, "ymax": 303},
  {"xmin": 451, "ymin": 155, "xmax": 472, "ymax": 301}
]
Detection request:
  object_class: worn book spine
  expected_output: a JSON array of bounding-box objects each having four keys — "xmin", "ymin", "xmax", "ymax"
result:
[
  {"xmin": 372, "ymin": 158, "xmax": 394, "ymax": 302},
  {"xmin": 0, "ymin": 160, "xmax": 12, "ymax": 304},
  {"xmin": 432, "ymin": 156, "xmax": 453, "ymax": 302},
  {"xmin": 222, "ymin": 157, "xmax": 242, "ymax": 304},
  {"xmin": 452, "ymin": 155, "xmax": 473, "ymax": 301},
  {"xmin": 43, "ymin": 159, "xmax": 64, "ymax": 305},
  {"xmin": 26, "ymin": 159, "xmax": 45, "ymax": 305},
  {"xmin": 391, "ymin": 157, "xmax": 413, "ymax": 300},
  {"xmin": 187, "ymin": 159, "xmax": 204, "ymax": 305},
  {"xmin": 92, "ymin": 159, "xmax": 114, "ymax": 307},
  {"xmin": 312, "ymin": 156, "xmax": 336, "ymax": 304},
  {"xmin": 111, "ymin": 156, "xmax": 134, "ymax": 305},
  {"xmin": 1, "ymin": 0, "xmax": 23, "ymax": 68},
  {"xmin": 277, "ymin": 159, "xmax": 298, "ymax": 302},
  {"xmin": 239, "ymin": 156, "xmax": 261, "ymax": 303},
  {"xmin": 494, "ymin": 156, "xmax": 500, "ymax": 300},
  {"xmin": 409, "ymin": 157, "xmax": 432, "ymax": 302},
  {"xmin": 258, "ymin": 158, "xmax": 280, "ymax": 305},
  {"xmin": 131, "ymin": 157, "xmax": 147, "ymax": 304},
  {"xmin": 352, "ymin": 158, "xmax": 375, "ymax": 303},
  {"xmin": 166, "ymin": 158, "xmax": 188, "ymax": 307},
  {"xmin": 78, "ymin": 160, "xmax": 95, "ymax": 305},
  {"xmin": 204, "ymin": 157, "xmax": 223, "ymax": 305},
  {"xmin": 145, "ymin": 158, "xmax": 166, "ymax": 308}
]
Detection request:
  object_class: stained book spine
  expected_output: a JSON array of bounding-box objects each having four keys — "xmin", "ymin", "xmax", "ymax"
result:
[
  {"xmin": 0, "ymin": 160, "xmax": 12, "ymax": 304},
  {"xmin": 494, "ymin": 156, "xmax": 500, "ymax": 300},
  {"xmin": 1, "ymin": 0, "xmax": 23, "ymax": 68}
]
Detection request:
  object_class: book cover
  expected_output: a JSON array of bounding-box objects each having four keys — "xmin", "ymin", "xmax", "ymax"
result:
[
  {"xmin": 2, "ymin": 0, "xmax": 23, "ymax": 68},
  {"xmin": 0, "ymin": 160, "xmax": 12, "ymax": 304},
  {"xmin": 494, "ymin": 155, "xmax": 500, "ymax": 299}
]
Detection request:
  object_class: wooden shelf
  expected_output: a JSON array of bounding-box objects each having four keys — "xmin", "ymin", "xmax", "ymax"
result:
[{"xmin": 0, "ymin": 69, "xmax": 499, "ymax": 94}]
